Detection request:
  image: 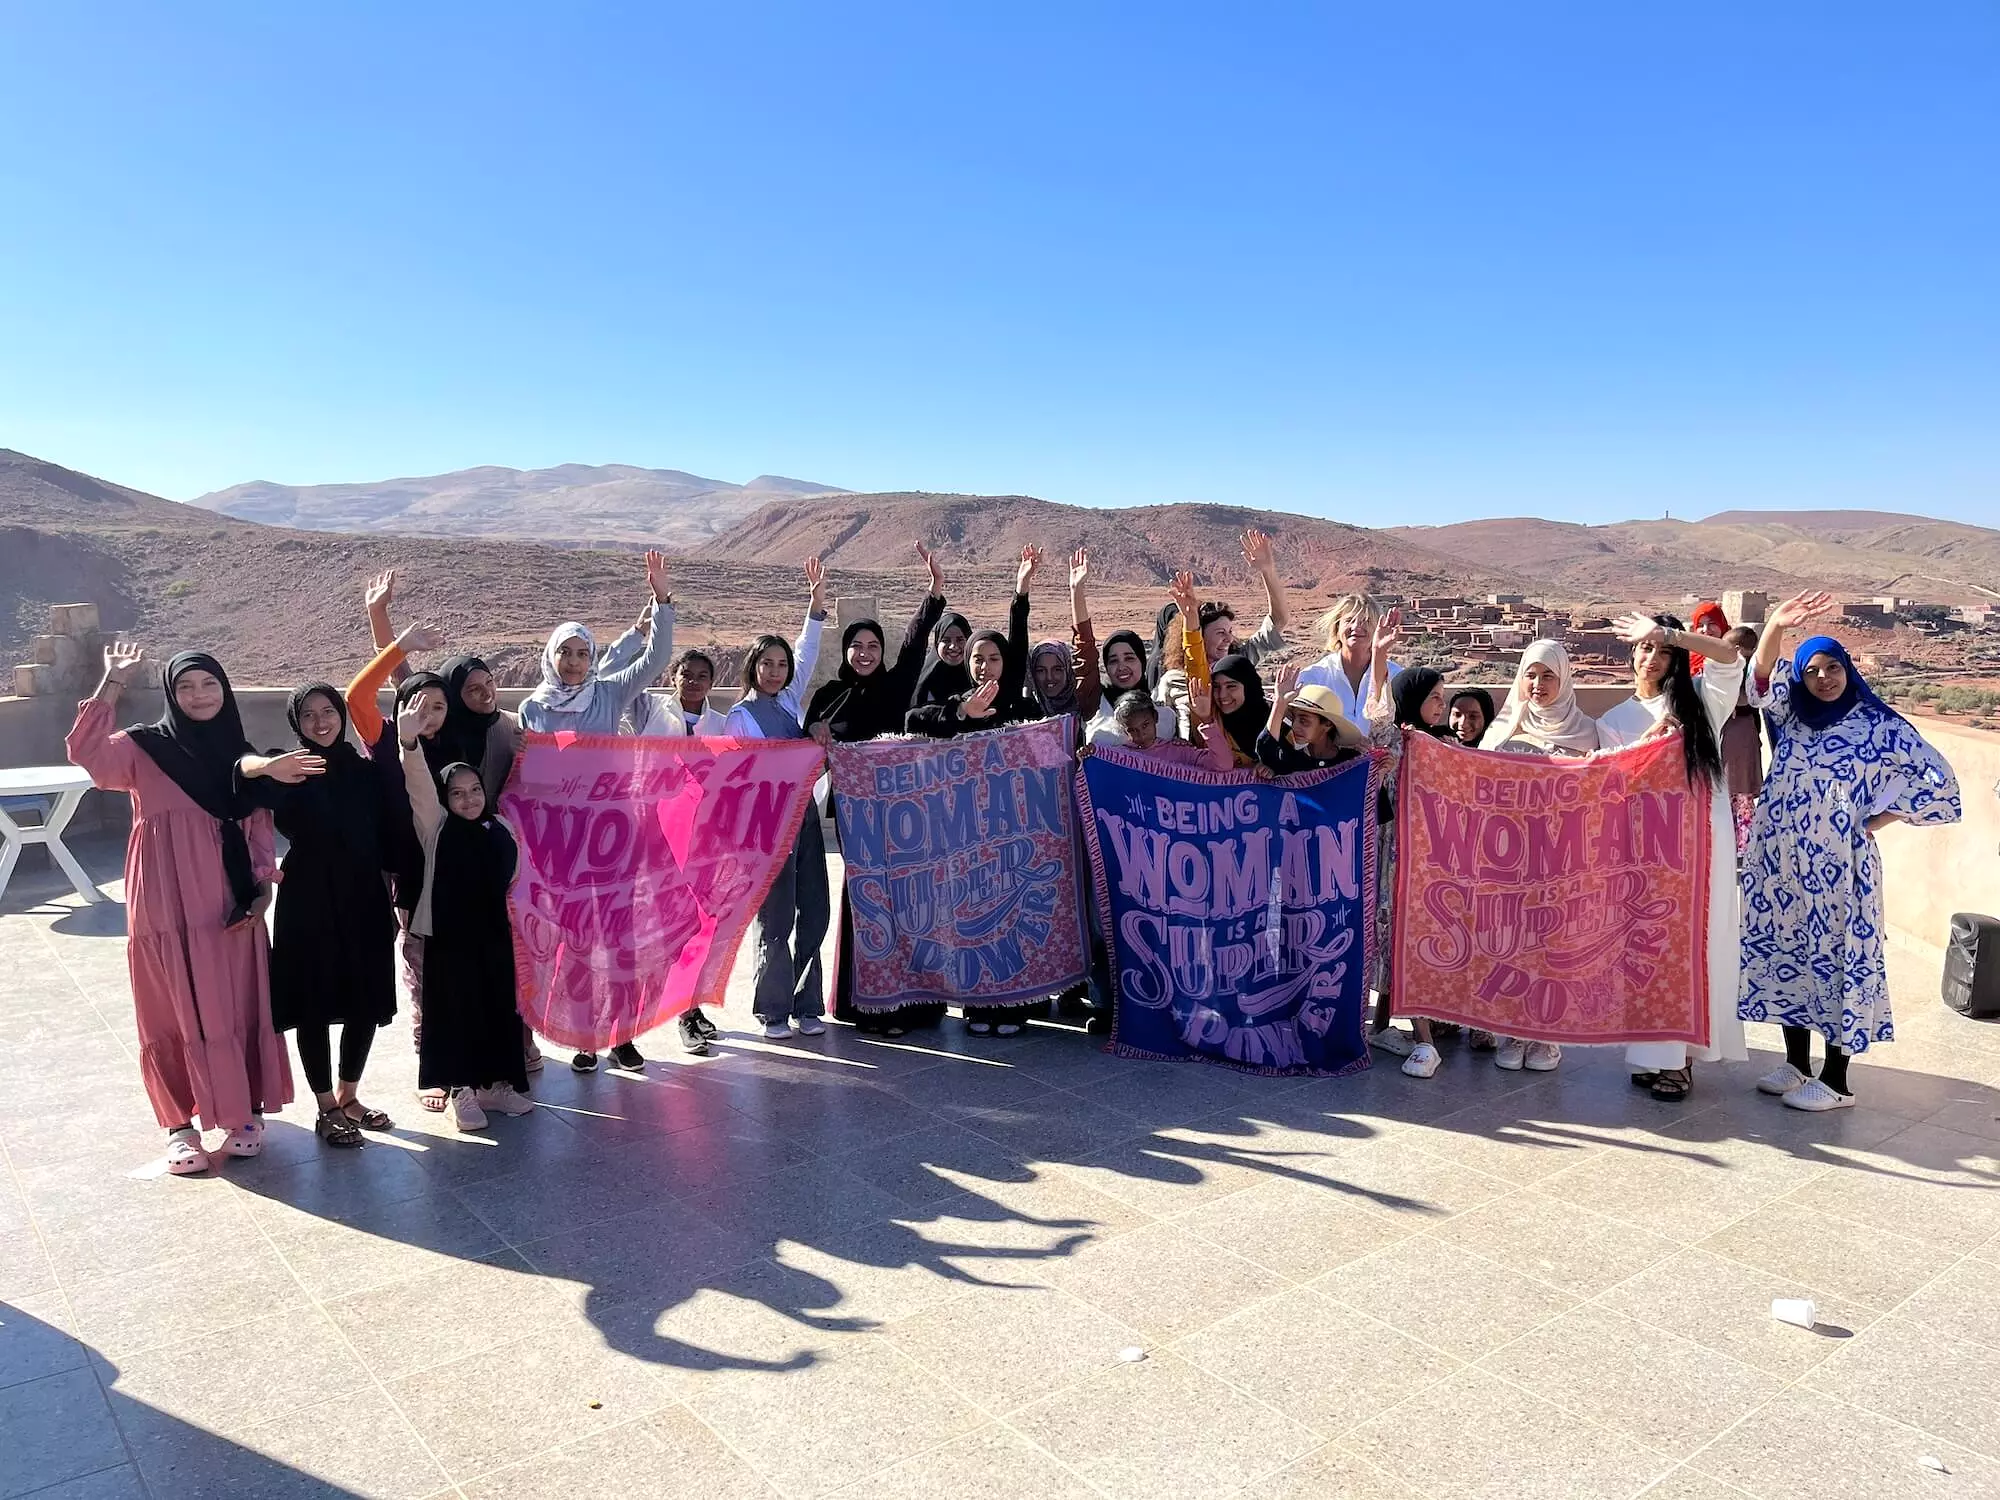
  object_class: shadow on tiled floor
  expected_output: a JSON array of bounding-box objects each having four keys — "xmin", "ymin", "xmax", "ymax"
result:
[{"xmin": 8, "ymin": 839, "xmax": 2000, "ymax": 1498}]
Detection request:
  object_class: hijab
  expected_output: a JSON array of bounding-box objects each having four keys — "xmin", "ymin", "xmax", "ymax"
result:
[
  {"xmin": 1688, "ymin": 601, "xmax": 1729, "ymax": 674},
  {"xmin": 804, "ymin": 619, "xmax": 893, "ymax": 741},
  {"xmin": 1391, "ymin": 666, "xmax": 1452, "ymax": 737},
  {"xmin": 1147, "ymin": 603, "xmax": 1180, "ymax": 690},
  {"xmin": 393, "ymin": 671, "xmax": 456, "ymax": 784},
  {"xmin": 1449, "ymin": 687, "xmax": 1495, "ymax": 744},
  {"xmin": 281, "ymin": 683, "xmax": 383, "ymax": 868},
  {"xmin": 1028, "ymin": 640, "xmax": 1078, "ymax": 716},
  {"xmin": 1209, "ymin": 653, "xmax": 1269, "ymax": 755},
  {"xmin": 1101, "ymin": 629, "xmax": 1148, "ymax": 682},
  {"xmin": 525, "ymin": 622, "xmax": 597, "ymax": 717},
  {"xmin": 430, "ymin": 762, "xmax": 517, "ymax": 940},
  {"xmin": 915, "ymin": 612, "xmax": 973, "ymax": 709},
  {"xmin": 435, "ymin": 654, "xmax": 499, "ymax": 768},
  {"xmin": 128, "ymin": 651, "xmax": 258, "ymax": 922},
  {"xmin": 1482, "ymin": 641, "xmax": 1599, "ymax": 755},
  {"xmin": 1788, "ymin": 635, "xmax": 1895, "ymax": 732}
]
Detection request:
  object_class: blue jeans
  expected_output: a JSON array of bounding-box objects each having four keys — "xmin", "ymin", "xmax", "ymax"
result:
[{"xmin": 751, "ymin": 812, "xmax": 829, "ymax": 1024}]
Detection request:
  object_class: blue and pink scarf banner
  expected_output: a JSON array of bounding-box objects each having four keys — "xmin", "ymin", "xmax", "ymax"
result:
[
  {"xmin": 1078, "ymin": 746, "xmax": 1383, "ymax": 1075},
  {"xmin": 827, "ymin": 717, "xmax": 1091, "ymax": 1011}
]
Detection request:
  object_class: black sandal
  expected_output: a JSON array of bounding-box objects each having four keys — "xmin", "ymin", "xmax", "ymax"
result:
[
  {"xmin": 315, "ymin": 1109, "xmax": 363, "ymax": 1148},
  {"xmin": 1649, "ymin": 1066, "xmax": 1693, "ymax": 1103},
  {"xmin": 341, "ymin": 1101, "xmax": 393, "ymax": 1131},
  {"xmin": 1629, "ymin": 1071, "xmax": 1659, "ymax": 1089}
]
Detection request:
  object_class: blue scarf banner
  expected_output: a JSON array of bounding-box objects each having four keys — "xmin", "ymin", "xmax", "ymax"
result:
[{"xmin": 1078, "ymin": 745, "xmax": 1382, "ymax": 1075}]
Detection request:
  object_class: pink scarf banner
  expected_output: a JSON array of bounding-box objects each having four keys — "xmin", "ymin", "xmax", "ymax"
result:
[
  {"xmin": 1391, "ymin": 731, "xmax": 1711, "ymax": 1047},
  {"xmin": 500, "ymin": 731, "xmax": 825, "ymax": 1050}
]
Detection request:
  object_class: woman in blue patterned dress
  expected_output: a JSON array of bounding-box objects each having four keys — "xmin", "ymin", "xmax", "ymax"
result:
[{"xmin": 1738, "ymin": 591, "xmax": 1961, "ymax": 1111}]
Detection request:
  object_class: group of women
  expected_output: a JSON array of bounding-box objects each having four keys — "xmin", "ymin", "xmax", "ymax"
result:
[{"xmin": 68, "ymin": 536, "xmax": 1962, "ymax": 1172}]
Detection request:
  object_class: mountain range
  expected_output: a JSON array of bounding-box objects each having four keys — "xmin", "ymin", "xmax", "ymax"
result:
[{"xmin": 5, "ymin": 447, "xmax": 1996, "ymax": 686}]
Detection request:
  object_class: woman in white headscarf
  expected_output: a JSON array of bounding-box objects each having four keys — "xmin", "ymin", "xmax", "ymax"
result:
[
  {"xmin": 1475, "ymin": 640, "xmax": 1599, "ymax": 1074},
  {"xmin": 519, "ymin": 550, "xmax": 676, "ymax": 738},
  {"xmin": 1480, "ymin": 640, "xmax": 1600, "ymax": 757}
]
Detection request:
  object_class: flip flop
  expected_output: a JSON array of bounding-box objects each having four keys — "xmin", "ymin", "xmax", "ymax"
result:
[{"xmin": 418, "ymin": 1087, "xmax": 447, "ymax": 1113}]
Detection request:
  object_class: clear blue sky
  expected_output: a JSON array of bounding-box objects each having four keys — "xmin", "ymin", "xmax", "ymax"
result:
[{"xmin": 2, "ymin": 2, "xmax": 1994, "ymax": 525}]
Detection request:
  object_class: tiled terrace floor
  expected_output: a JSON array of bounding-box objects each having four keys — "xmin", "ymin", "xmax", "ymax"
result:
[{"xmin": 6, "ymin": 841, "xmax": 2000, "ymax": 1499}]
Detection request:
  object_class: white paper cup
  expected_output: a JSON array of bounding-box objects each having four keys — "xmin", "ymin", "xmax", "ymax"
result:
[{"xmin": 1771, "ymin": 1297, "xmax": 1818, "ymax": 1329}]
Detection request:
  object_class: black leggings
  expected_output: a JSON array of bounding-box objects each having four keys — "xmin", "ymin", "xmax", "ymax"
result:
[
  {"xmin": 1782, "ymin": 1024, "xmax": 1851, "ymax": 1095},
  {"xmin": 296, "ymin": 1023, "xmax": 378, "ymax": 1096}
]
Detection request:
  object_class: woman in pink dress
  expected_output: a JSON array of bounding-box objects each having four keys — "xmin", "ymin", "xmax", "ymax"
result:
[{"xmin": 67, "ymin": 641, "xmax": 294, "ymax": 1174}]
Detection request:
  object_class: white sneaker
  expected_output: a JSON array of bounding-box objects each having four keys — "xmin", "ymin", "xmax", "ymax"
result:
[
  {"xmin": 1369, "ymin": 1026, "xmax": 1416, "ymax": 1058},
  {"xmin": 795, "ymin": 1016, "xmax": 827, "ymax": 1037},
  {"xmin": 475, "ymin": 1083, "xmax": 535, "ymax": 1117},
  {"xmin": 221, "ymin": 1116, "xmax": 265, "ymax": 1157},
  {"xmin": 449, "ymin": 1089, "xmax": 488, "ymax": 1131},
  {"xmin": 1756, "ymin": 1062, "xmax": 1809, "ymax": 1096},
  {"xmin": 762, "ymin": 1022, "xmax": 793, "ymax": 1040},
  {"xmin": 1494, "ymin": 1038, "xmax": 1527, "ymax": 1071},
  {"xmin": 1524, "ymin": 1042, "xmax": 1562, "ymax": 1072},
  {"xmin": 1782, "ymin": 1078, "xmax": 1855, "ymax": 1112},
  {"xmin": 1402, "ymin": 1043, "xmax": 1441, "ymax": 1079},
  {"xmin": 164, "ymin": 1129, "xmax": 209, "ymax": 1176}
]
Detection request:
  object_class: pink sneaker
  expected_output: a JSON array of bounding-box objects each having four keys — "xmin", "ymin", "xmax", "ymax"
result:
[
  {"xmin": 474, "ymin": 1083, "xmax": 535, "ymax": 1117},
  {"xmin": 221, "ymin": 1117, "xmax": 265, "ymax": 1157},
  {"xmin": 165, "ymin": 1129, "xmax": 210, "ymax": 1175}
]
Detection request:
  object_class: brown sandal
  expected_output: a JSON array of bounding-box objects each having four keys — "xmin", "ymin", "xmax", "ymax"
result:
[{"xmin": 315, "ymin": 1109, "xmax": 363, "ymax": 1148}]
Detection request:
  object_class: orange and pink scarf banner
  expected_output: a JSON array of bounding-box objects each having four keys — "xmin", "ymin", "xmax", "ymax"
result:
[
  {"xmin": 1391, "ymin": 731, "xmax": 1711, "ymax": 1047},
  {"xmin": 500, "ymin": 731, "xmax": 825, "ymax": 1051}
]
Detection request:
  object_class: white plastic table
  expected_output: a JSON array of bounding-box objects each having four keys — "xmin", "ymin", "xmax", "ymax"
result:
[{"xmin": 0, "ymin": 765, "xmax": 106, "ymax": 906}]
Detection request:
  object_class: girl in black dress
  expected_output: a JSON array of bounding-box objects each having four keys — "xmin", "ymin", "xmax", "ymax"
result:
[{"xmin": 238, "ymin": 684, "xmax": 400, "ymax": 1146}]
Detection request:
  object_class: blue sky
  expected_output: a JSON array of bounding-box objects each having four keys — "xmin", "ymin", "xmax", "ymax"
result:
[{"xmin": 2, "ymin": 3, "xmax": 1994, "ymax": 525}]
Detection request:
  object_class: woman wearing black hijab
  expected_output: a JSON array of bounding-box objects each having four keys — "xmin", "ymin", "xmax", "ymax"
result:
[
  {"xmin": 67, "ymin": 644, "xmax": 294, "ymax": 1173},
  {"xmin": 433, "ymin": 654, "xmax": 520, "ymax": 804},
  {"xmin": 803, "ymin": 545, "xmax": 947, "ymax": 1035},
  {"xmin": 238, "ymin": 684, "xmax": 401, "ymax": 1147},
  {"xmin": 1367, "ymin": 665, "xmax": 1456, "ymax": 1079},
  {"xmin": 912, "ymin": 610, "xmax": 974, "ymax": 711},
  {"xmin": 1207, "ymin": 653, "xmax": 1270, "ymax": 764}
]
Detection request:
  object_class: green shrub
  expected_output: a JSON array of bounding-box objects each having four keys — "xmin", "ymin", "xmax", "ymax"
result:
[
  {"xmin": 163, "ymin": 579, "xmax": 196, "ymax": 599},
  {"xmin": 1934, "ymin": 686, "xmax": 2000, "ymax": 715}
]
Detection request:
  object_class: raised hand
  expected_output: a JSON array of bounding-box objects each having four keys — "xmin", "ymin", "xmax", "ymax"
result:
[
  {"xmin": 1766, "ymin": 590, "xmax": 1837, "ymax": 635},
  {"xmin": 645, "ymin": 549, "xmax": 670, "ymax": 604},
  {"xmin": 396, "ymin": 623, "xmax": 445, "ymax": 654},
  {"xmin": 916, "ymin": 540, "xmax": 945, "ymax": 596},
  {"xmin": 396, "ymin": 699, "xmax": 427, "ymax": 750},
  {"xmin": 1272, "ymin": 662, "xmax": 1301, "ymax": 705},
  {"xmin": 1068, "ymin": 547, "xmax": 1089, "ymax": 591},
  {"xmin": 1016, "ymin": 544, "xmax": 1043, "ymax": 594},
  {"xmin": 960, "ymin": 679, "xmax": 1001, "ymax": 720},
  {"xmin": 1188, "ymin": 677, "xmax": 1213, "ymax": 721},
  {"xmin": 1169, "ymin": 570, "xmax": 1200, "ymax": 618},
  {"xmin": 261, "ymin": 749, "xmax": 327, "ymax": 784},
  {"xmin": 1241, "ymin": 528, "xmax": 1276, "ymax": 574},
  {"xmin": 1613, "ymin": 611, "xmax": 1664, "ymax": 646},
  {"xmin": 1372, "ymin": 607, "xmax": 1403, "ymax": 659},
  {"xmin": 102, "ymin": 639, "xmax": 146, "ymax": 686},
  {"xmin": 364, "ymin": 569, "xmax": 397, "ymax": 612},
  {"xmin": 804, "ymin": 555, "xmax": 828, "ymax": 614}
]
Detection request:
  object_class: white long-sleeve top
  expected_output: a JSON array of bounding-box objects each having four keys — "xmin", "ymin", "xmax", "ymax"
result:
[{"xmin": 723, "ymin": 611, "xmax": 826, "ymax": 740}]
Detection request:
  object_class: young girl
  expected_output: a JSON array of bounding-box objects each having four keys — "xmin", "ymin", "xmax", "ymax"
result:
[
  {"xmin": 905, "ymin": 547, "xmax": 1041, "ymax": 738},
  {"xmin": 725, "ymin": 559, "xmax": 832, "ymax": 1040},
  {"xmin": 1740, "ymin": 592, "xmax": 1961, "ymax": 1110},
  {"xmin": 433, "ymin": 654, "xmax": 520, "ymax": 806},
  {"xmin": 399, "ymin": 700, "xmax": 533, "ymax": 1133},
  {"xmin": 809, "ymin": 545, "xmax": 948, "ymax": 1036},
  {"xmin": 238, "ymin": 684, "xmax": 400, "ymax": 1147},
  {"xmin": 1480, "ymin": 641, "xmax": 1600, "ymax": 758},
  {"xmin": 1595, "ymin": 611, "xmax": 1750, "ymax": 1103},
  {"xmin": 1448, "ymin": 687, "xmax": 1494, "ymax": 748},
  {"xmin": 1256, "ymin": 665, "xmax": 1372, "ymax": 774},
  {"xmin": 1369, "ymin": 661, "xmax": 1453, "ymax": 1078},
  {"xmin": 1719, "ymin": 624, "xmax": 1766, "ymax": 855},
  {"xmin": 913, "ymin": 610, "xmax": 974, "ymax": 711},
  {"xmin": 1106, "ymin": 687, "xmax": 1234, "ymax": 771},
  {"xmin": 635, "ymin": 650, "xmax": 731, "ymax": 737},
  {"xmin": 67, "ymin": 644, "xmax": 292, "ymax": 1173},
  {"xmin": 1084, "ymin": 630, "xmax": 1150, "ymax": 746}
]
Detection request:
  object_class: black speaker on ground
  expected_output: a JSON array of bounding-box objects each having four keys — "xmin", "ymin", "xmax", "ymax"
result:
[{"xmin": 1943, "ymin": 913, "xmax": 2000, "ymax": 1018}]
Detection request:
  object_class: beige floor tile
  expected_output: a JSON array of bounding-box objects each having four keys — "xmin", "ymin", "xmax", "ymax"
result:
[
  {"xmin": 765, "ymin": 1219, "xmax": 984, "ymax": 1328},
  {"xmin": 5, "ymin": 1466, "xmax": 149, "ymax": 1500},
  {"xmin": 906, "ymin": 1166, "xmax": 1154, "ymax": 1262},
  {"xmin": 1172, "ymin": 1174, "xmax": 1419, "ymax": 1281},
  {"xmin": 325, "ymin": 1247, "xmax": 568, "ymax": 1381},
  {"xmin": 1536, "ymin": 1143, "xmax": 1801, "ymax": 1243},
  {"xmin": 0, "ymin": 1368, "xmax": 127, "ymax": 1500},
  {"xmin": 1598, "ymin": 1248, "xmax": 1880, "ymax": 1378},
  {"xmin": 0, "ymin": 1288, "xmax": 84, "ymax": 1392},
  {"xmin": 1044, "ymin": 1219, "xmax": 1290, "ymax": 1342},
  {"xmin": 1899, "ymin": 1259, "xmax": 2000, "ymax": 1352},
  {"xmin": 458, "ymin": 1408, "xmax": 777, "ymax": 1500},
  {"xmin": 1479, "ymin": 1304, "xmax": 1784, "ymax": 1460},
  {"xmin": 1632, "ymin": 1468, "xmax": 1759, "ymax": 1499},
  {"xmin": 517, "ymin": 1203, "xmax": 761, "ymax": 1312},
  {"xmin": 1691, "ymin": 1386, "xmax": 2000, "ymax": 1500},
  {"xmin": 1047, "ymin": 1130, "xmax": 1271, "ymax": 1217},
  {"xmin": 685, "ymin": 1336, "xmax": 983, "ymax": 1498},
  {"xmin": 1432, "ymin": 1190, "xmax": 1680, "ymax": 1296},
  {"xmin": 64, "ymin": 1236, "xmax": 308, "ymax": 1358},
  {"xmin": 266, "ymin": 1188, "xmax": 509, "ymax": 1300},
  {"xmin": 106, "ymin": 1307, "xmax": 368, "ymax": 1444},
  {"xmin": 835, "ymin": 1421, "xmax": 1099, "ymax": 1498},
  {"xmin": 0, "ymin": 1223, "xmax": 56, "ymax": 1301},
  {"xmin": 1801, "ymin": 1316, "xmax": 2000, "ymax": 1461},
  {"xmin": 1245, "ymin": 1442, "xmax": 1425, "ymax": 1499},
  {"xmin": 1318, "ymin": 1138, "xmax": 1514, "ymax": 1224},
  {"xmin": 1311, "ymin": 1233, "xmax": 1579, "ymax": 1362},
  {"xmin": 1697, "ymin": 1202, "xmax": 1959, "ymax": 1313},
  {"xmin": 1784, "ymin": 1165, "xmax": 2000, "ymax": 1254},
  {"xmin": 232, "ymin": 1387, "xmax": 449, "ymax": 1500},
  {"xmin": 881, "ymin": 1284, "xmax": 1142, "ymax": 1415},
  {"xmin": 1177, "ymin": 1286, "xmax": 1460, "ymax": 1438},
  {"xmin": 1345, "ymin": 1366, "xmax": 1672, "ymax": 1500},
  {"xmin": 388, "ymin": 1322, "xmax": 678, "ymax": 1481},
  {"xmin": 1010, "ymin": 1349, "xmax": 1318, "ymax": 1500}
]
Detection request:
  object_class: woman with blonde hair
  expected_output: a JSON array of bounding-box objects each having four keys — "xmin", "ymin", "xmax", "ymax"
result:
[{"xmin": 1299, "ymin": 592, "xmax": 1401, "ymax": 724}]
